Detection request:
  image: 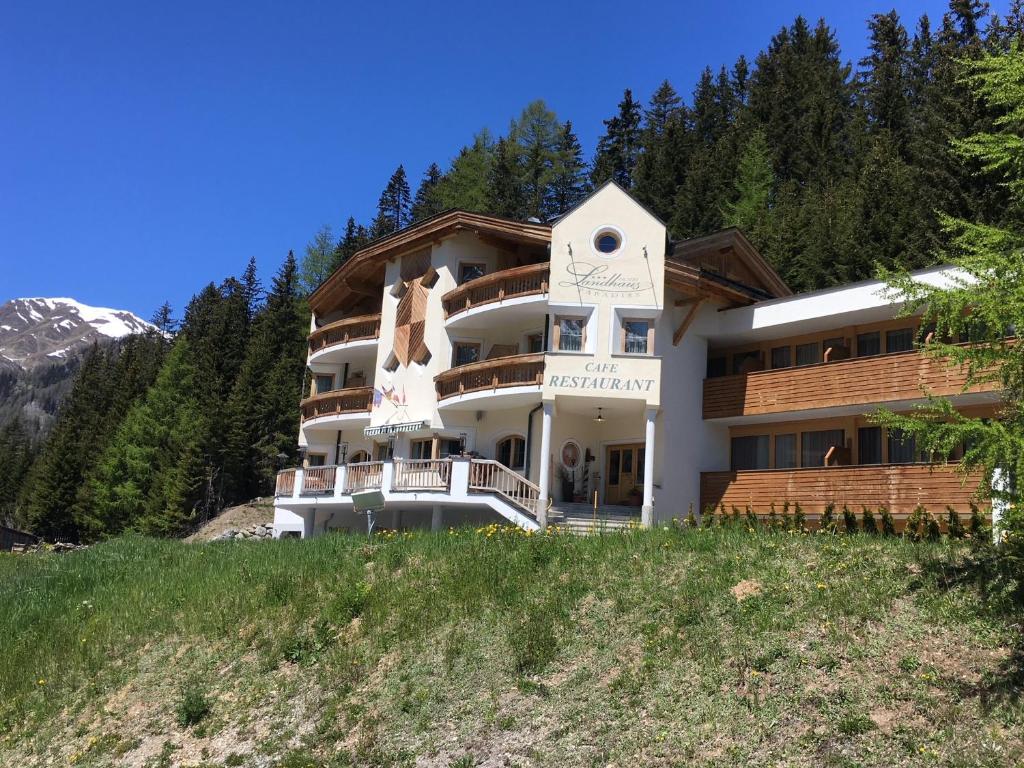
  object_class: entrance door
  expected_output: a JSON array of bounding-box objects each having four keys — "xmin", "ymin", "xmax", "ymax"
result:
[{"xmin": 605, "ymin": 443, "xmax": 645, "ymax": 505}]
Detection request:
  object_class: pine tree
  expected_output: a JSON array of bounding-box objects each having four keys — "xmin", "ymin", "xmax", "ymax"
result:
[
  {"xmin": 434, "ymin": 131, "xmax": 494, "ymax": 212},
  {"xmin": 411, "ymin": 163, "xmax": 444, "ymax": 221},
  {"xmin": 509, "ymin": 100, "xmax": 562, "ymax": 220},
  {"xmin": 299, "ymin": 225, "xmax": 336, "ymax": 294},
  {"xmin": 240, "ymin": 256, "xmax": 263, "ymax": 321},
  {"xmin": 722, "ymin": 128, "xmax": 774, "ymax": 237},
  {"xmin": 859, "ymin": 11, "xmax": 912, "ymax": 140},
  {"xmin": 0, "ymin": 419, "xmax": 34, "ymax": 525},
  {"xmin": 486, "ymin": 137, "xmax": 528, "ymax": 220},
  {"xmin": 544, "ymin": 121, "xmax": 589, "ymax": 218},
  {"xmin": 332, "ymin": 220, "xmax": 368, "ymax": 271},
  {"xmin": 150, "ymin": 302, "xmax": 177, "ymax": 336},
  {"xmin": 590, "ymin": 89, "xmax": 643, "ymax": 188},
  {"xmin": 633, "ymin": 82, "xmax": 689, "ymax": 221},
  {"xmin": 371, "ymin": 165, "xmax": 412, "ymax": 237}
]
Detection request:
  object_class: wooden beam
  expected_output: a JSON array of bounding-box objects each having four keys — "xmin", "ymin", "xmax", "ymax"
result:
[
  {"xmin": 674, "ymin": 296, "xmax": 701, "ymax": 307},
  {"xmin": 672, "ymin": 299, "xmax": 705, "ymax": 346},
  {"xmin": 343, "ymin": 277, "xmax": 380, "ymax": 297}
]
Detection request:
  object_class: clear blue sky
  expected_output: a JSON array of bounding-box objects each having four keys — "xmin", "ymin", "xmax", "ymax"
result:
[{"xmin": 0, "ymin": 0, "xmax": 999, "ymax": 319}]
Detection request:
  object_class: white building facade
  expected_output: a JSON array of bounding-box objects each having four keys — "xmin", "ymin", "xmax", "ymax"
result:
[{"xmin": 274, "ymin": 183, "xmax": 998, "ymax": 537}]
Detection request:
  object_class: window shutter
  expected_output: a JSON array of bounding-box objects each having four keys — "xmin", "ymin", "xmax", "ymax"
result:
[{"xmin": 552, "ymin": 320, "xmax": 561, "ymax": 350}]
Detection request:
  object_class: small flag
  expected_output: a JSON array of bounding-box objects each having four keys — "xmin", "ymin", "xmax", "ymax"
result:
[{"xmin": 372, "ymin": 388, "xmax": 382, "ymax": 407}]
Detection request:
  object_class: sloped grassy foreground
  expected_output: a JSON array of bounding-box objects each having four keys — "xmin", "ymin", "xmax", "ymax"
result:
[{"xmin": 1, "ymin": 527, "xmax": 1021, "ymax": 768}]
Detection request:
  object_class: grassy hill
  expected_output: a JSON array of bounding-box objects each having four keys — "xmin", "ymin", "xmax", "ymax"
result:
[{"xmin": 1, "ymin": 526, "xmax": 1021, "ymax": 767}]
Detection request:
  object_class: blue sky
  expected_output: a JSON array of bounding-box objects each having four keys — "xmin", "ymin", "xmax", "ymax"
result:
[{"xmin": 0, "ymin": 0, "xmax": 999, "ymax": 319}]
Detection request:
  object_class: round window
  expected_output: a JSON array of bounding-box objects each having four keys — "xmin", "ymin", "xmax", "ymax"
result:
[
  {"xmin": 560, "ymin": 440, "xmax": 582, "ymax": 470},
  {"xmin": 595, "ymin": 231, "xmax": 620, "ymax": 254}
]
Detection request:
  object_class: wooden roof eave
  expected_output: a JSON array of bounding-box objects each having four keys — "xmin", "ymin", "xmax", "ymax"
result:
[
  {"xmin": 664, "ymin": 263, "xmax": 757, "ymax": 308},
  {"xmin": 309, "ymin": 211, "xmax": 551, "ymax": 315}
]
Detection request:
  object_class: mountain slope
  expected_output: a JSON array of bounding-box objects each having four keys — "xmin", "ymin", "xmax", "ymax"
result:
[{"xmin": 0, "ymin": 298, "xmax": 156, "ymax": 437}]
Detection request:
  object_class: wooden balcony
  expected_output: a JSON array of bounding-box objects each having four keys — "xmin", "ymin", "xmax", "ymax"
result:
[
  {"xmin": 442, "ymin": 262, "xmax": 549, "ymax": 319},
  {"xmin": 700, "ymin": 464, "xmax": 984, "ymax": 520},
  {"xmin": 275, "ymin": 468, "xmax": 296, "ymax": 496},
  {"xmin": 308, "ymin": 314, "xmax": 381, "ymax": 355},
  {"xmin": 703, "ymin": 348, "xmax": 997, "ymax": 420},
  {"xmin": 299, "ymin": 387, "xmax": 374, "ymax": 422},
  {"xmin": 392, "ymin": 459, "xmax": 452, "ymax": 491},
  {"xmin": 435, "ymin": 353, "xmax": 544, "ymax": 401}
]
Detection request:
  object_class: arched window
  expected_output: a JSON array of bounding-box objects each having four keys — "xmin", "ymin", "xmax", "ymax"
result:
[
  {"xmin": 348, "ymin": 450, "xmax": 371, "ymax": 464},
  {"xmin": 496, "ymin": 435, "xmax": 526, "ymax": 471}
]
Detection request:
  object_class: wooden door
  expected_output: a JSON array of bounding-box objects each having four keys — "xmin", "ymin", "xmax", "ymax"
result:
[{"xmin": 605, "ymin": 443, "xmax": 644, "ymax": 505}]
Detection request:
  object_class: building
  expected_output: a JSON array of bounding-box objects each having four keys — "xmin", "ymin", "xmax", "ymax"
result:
[{"xmin": 273, "ymin": 183, "xmax": 997, "ymax": 537}]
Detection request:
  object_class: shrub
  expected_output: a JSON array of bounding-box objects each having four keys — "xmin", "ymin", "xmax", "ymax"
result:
[
  {"xmin": 730, "ymin": 504, "xmax": 741, "ymax": 525},
  {"xmin": 946, "ymin": 506, "xmax": 965, "ymax": 539},
  {"xmin": 861, "ymin": 506, "xmax": 878, "ymax": 535},
  {"xmin": 702, "ymin": 505, "xmax": 716, "ymax": 529},
  {"xmin": 819, "ymin": 503, "xmax": 836, "ymax": 534},
  {"xmin": 906, "ymin": 505, "xmax": 926, "ymax": 540},
  {"xmin": 793, "ymin": 502, "xmax": 805, "ymax": 532},
  {"xmin": 842, "ymin": 505, "xmax": 858, "ymax": 534},
  {"xmin": 745, "ymin": 505, "xmax": 758, "ymax": 529},
  {"xmin": 781, "ymin": 501, "xmax": 792, "ymax": 531},
  {"xmin": 767, "ymin": 502, "xmax": 778, "ymax": 530},
  {"xmin": 685, "ymin": 503, "xmax": 698, "ymax": 528},
  {"xmin": 880, "ymin": 506, "xmax": 897, "ymax": 536},
  {"xmin": 969, "ymin": 502, "xmax": 986, "ymax": 537},
  {"xmin": 925, "ymin": 508, "xmax": 941, "ymax": 541},
  {"xmin": 176, "ymin": 679, "xmax": 211, "ymax": 728}
]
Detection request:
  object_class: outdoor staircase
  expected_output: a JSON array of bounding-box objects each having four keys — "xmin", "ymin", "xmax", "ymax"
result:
[{"xmin": 548, "ymin": 502, "xmax": 640, "ymax": 535}]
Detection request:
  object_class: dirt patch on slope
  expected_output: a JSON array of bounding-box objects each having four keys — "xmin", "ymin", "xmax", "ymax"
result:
[{"xmin": 184, "ymin": 499, "xmax": 274, "ymax": 542}]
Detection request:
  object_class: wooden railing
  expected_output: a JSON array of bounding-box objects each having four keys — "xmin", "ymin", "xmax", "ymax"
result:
[
  {"xmin": 301, "ymin": 465, "xmax": 337, "ymax": 495},
  {"xmin": 342, "ymin": 461, "xmax": 385, "ymax": 493},
  {"xmin": 442, "ymin": 262, "xmax": 550, "ymax": 319},
  {"xmin": 469, "ymin": 459, "xmax": 540, "ymax": 517},
  {"xmin": 308, "ymin": 314, "xmax": 381, "ymax": 354},
  {"xmin": 300, "ymin": 387, "xmax": 374, "ymax": 422},
  {"xmin": 275, "ymin": 468, "xmax": 296, "ymax": 496},
  {"xmin": 703, "ymin": 348, "xmax": 998, "ymax": 420},
  {"xmin": 700, "ymin": 464, "xmax": 984, "ymax": 519},
  {"xmin": 392, "ymin": 459, "xmax": 452, "ymax": 491},
  {"xmin": 435, "ymin": 353, "xmax": 544, "ymax": 401}
]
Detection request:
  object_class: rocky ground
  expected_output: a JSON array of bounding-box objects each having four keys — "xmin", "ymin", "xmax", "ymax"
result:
[{"xmin": 183, "ymin": 499, "xmax": 276, "ymax": 543}]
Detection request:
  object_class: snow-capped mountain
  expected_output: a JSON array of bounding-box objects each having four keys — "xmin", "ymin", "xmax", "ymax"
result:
[{"xmin": 0, "ymin": 297, "xmax": 155, "ymax": 371}]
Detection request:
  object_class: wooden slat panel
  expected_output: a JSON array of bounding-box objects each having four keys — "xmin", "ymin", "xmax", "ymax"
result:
[
  {"xmin": 299, "ymin": 387, "xmax": 374, "ymax": 422},
  {"xmin": 308, "ymin": 314, "xmax": 381, "ymax": 354},
  {"xmin": 703, "ymin": 349, "xmax": 997, "ymax": 419},
  {"xmin": 442, "ymin": 262, "xmax": 550, "ymax": 318},
  {"xmin": 700, "ymin": 464, "xmax": 986, "ymax": 523},
  {"xmin": 435, "ymin": 353, "xmax": 544, "ymax": 400}
]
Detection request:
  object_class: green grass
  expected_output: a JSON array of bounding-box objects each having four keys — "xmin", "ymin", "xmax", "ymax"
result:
[{"xmin": 0, "ymin": 526, "xmax": 1021, "ymax": 767}]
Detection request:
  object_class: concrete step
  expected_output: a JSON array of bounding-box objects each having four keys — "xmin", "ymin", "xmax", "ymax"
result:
[{"xmin": 548, "ymin": 512, "xmax": 639, "ymax": 535}]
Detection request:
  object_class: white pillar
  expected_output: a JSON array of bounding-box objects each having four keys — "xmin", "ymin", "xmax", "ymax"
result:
[
  {"xmin": 642, "ymin": 408, "xmax": 657, "ymax": 528},
  {"xmin": 537, "ymin": 401, "xmax": 554, "ymax": 529},
  {"xmin": 431, "ymin": 504, "xmax": 443, "ymax": 532},
  {"xmin": 303, "ymin": 509, "xmax": 315, "ymax": 539}
]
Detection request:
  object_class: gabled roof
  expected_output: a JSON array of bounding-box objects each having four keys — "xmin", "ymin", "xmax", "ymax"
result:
[
  {"xmin": 551, "ymin": 179, "xmax": 668, "ymax": 227},
  {"xmin": 309, "ymin": 210, "xmax": 551, "ymax": 315},
  {"xmin": 669, "ymin": 228, "xmax": 792, "ymax": 299}
]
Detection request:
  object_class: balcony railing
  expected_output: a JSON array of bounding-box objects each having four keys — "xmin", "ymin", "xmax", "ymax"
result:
[
  {"xmin": 435, "ymin": 353, "xmax": 545, "ymax": 401},
  {"xmin": 308, "ymin": 314, "xmax": 381, "ymax": 355},
  {"xmin": 275, "ymin": 468, "xmax": 297, "ymax": 496},
  {"xmin": 392, "ymin": 459, "xmax": 452, "ymax": 491},
  {"xmin": 469, "ymin": 459, "xmax": 540, "ymax": 517},
  {"xmin": 442, "ymin": 262, "xmax": 549, "ymax": 319},
  {"xmin": 700, "ymin": 464, "xmax": 984, "ymax": 519},
  {"xmin": 301, "ymin": 465, "xmax": 337, "ymax": 495},
  {"xmin": 342, "ymin": 461, "xmax": 385, "ymax": 493},
  {"xmin": 703, "ymin": 348, "xmax": 997, "ymax": 420},
  {"xmin": 300, "ymin": 387, "xmax": 374, "ymax": 422}
]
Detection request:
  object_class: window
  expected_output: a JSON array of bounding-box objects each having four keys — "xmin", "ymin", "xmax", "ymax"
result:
[
  {"xmin": 496, "ymin": 436, "xmax": 526, "ymax": 470},
  {"xmin": 374, "ymin": 441, "xmax": 393, "ymax": 461},
  {"xmin": 348, "ymin": 450, "xmax": 370, "ymax": 464},
  {"xmin": 857, "ymin": 331, "xmax": 881, "ymax": 357},
  {"xmin": 305, "ymin": 453, "xmax": 326, "ymax": 467},
  {"xmin": 458, "ymin": 263, "xmax": 486, "ymax": 284},
  {"xmin": 796, "ymin": 342, "xmax": 821, "ymax": 366},
  {"xmin": 410, "ymin": 439, "xmax": 432, "ymax": 460},
  {"xmin": 707, "ymin": 356, "xmax": 727, "ymax": 378},
  {"xmin": 732, "ymin": 350, "xmax": 763, "ymax": 375},
  {"xmin": 801, "ymin": 429, "xmax": 844, "ymax": 468},
  {"xmin": 314, "ymin": 374, "xmax": 334, "ymax": 394},
  {"xmin": 452, "ymin": 341, "xmax": 481, "ymax": 367},
  {"xmin": 888, "ymin": 428, "xmax": 918, "ymax": 464},
  {"xmin": 594, "ymin": 229, "xmax": 621, "ymax": 254},
  {"xmin": 886, "ymin": 328, "xmax": 914, "ymax": 353},
  {"xmin": 858, "ymin": 426, "xmax": 882, "ymax": 465},
  {"xmin": 731, "ymin": 435, "xmax": 770, "ymax": 470},
  {"xmin": 556, "ymin": 317, "xmax": 585, "ymax": 352},
  {"xmin": 438, "ymin": 438, "xmax": 462, "ymax": 458},
  {"xmin": 526, "ymin": 332, "xmax": 544, "ymax": 354},
  {"xmin": 775, "ymin": 433, "xmax": 797, "ymax": 469},
  {"xmin": 622, "ymin": 319, "xmax": 651, "ymax": 354},
  {"xmin": 771, "ymin": 346, "xmax": 792, "ymax": 369},
  {"xmin": 823, "ymin": 337, "xmax": 848, "ymax": 361}
]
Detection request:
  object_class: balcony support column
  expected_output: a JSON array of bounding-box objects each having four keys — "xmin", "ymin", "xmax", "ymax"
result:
[
  {"xmin": 431, "ymin": 504, "xmax": 444, "ymax": 532},
  {"xmin": 642, "ymin": 408, "xmax": 657, "ymax": 528},
  {"xmin": 537, "ymin": 401, "xmax": 554, "ymax": 529}
]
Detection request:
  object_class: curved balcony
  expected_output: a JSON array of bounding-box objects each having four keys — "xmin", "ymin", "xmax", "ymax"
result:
[
  {"xmin": 308, "ymin": 314, "xmax": 381, "ymax": 365},
  {"xmin": 299, "ymin": 386, "xmax": 374, "ymax": 429},
  {"xmin": 442, "ymin": 263, "xmax": 549, "ymax": 328},
  {"xmin": 434, "ymin": 353, "xmax": 544, "ymax": 409}
]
